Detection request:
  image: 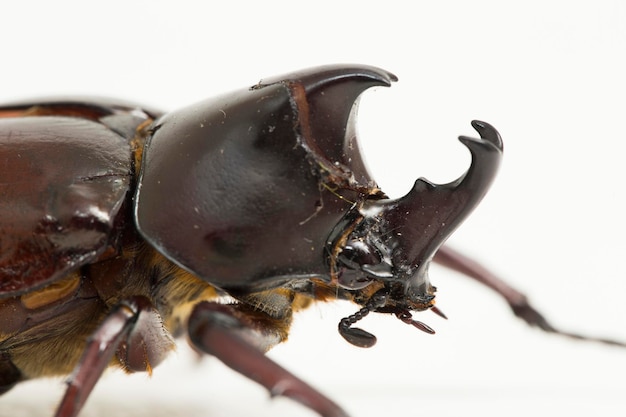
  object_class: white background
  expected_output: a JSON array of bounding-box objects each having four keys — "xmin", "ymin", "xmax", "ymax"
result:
[{"xmin": 1, "ymin": 1, "xmax": 625, "ymax": 416}]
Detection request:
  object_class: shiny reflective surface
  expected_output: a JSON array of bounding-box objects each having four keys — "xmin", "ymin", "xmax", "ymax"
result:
[{"xmin": 1, "ymin": 1, "xmax": 625, "ymax": 417}]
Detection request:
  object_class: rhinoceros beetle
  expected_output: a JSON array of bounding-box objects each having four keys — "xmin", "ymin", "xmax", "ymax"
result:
[{"xmin": 0, "ymin": 65, "xmax": 622, "ymax": 417}]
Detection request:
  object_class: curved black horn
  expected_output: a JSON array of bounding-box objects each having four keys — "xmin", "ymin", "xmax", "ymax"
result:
[
  {"xmin": 366, "ymin": 120, "xmax": 503, "ymax": 297},
  {"xmin": 261, "ymin": 65, "xmax": 398, "ymax": 185}
]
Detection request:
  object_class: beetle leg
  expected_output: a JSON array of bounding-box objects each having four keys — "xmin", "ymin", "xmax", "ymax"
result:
[
  {"xmin": 0, "ymin": 352, "xmax": 21, "ymax": 395},
  {"xmin": 54, "ymin": 296, "xmax": 152, "ymax": 417},
  {"xmin": 434, "ymin": 245, "xmax": 626, "ymax": 347},
  {"xmin": 188, "ymin": 301, "xmax": 349, "ymax": 417}
]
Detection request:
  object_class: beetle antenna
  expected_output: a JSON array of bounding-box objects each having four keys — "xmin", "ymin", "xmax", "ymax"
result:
[
  {"xmin": 338, "ymin": 292, "xmax": 387, "ymax": 348},
  {"xmin": 395, "ymin": 310, "xmax": 435, "ymax": 334}
]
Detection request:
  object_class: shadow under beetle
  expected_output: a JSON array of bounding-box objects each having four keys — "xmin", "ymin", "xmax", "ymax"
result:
[{"xmin": 0, "ymin": 65, "xmax": 622, "ymax": 417}]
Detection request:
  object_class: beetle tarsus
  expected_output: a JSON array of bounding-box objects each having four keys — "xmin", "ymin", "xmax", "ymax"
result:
[
  {"xmin": 434, "ymin": 245, "xmax": 626, "ymax": 347},
  {"xmin": 511, "ymin": 303, "xmax": 626, "ymax": 348}
]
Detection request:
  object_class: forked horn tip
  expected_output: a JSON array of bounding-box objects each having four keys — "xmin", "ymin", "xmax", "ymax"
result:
[{"xmin": 466, "ymin": 120, "xmax": 503, "ymax": 151}]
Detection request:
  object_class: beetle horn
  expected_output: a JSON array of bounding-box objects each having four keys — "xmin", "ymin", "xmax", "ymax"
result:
[
  {"xmin": 261, "ymin": 65, "xmax": 398, "ymax": 185},
  {"xmin": 368, "ymin": 120, "xmax": 503, "ymax": 300}
]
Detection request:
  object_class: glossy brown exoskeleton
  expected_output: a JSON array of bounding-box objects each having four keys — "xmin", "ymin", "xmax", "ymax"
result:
[{"xmin": 0, "ymin": 65, "xmax": 622, "ymax": 417}]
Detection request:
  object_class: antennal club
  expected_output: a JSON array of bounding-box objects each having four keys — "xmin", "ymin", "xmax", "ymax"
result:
[{"xmin": 338, "ymin": 292, "xmax": 387, "ymax": 348}]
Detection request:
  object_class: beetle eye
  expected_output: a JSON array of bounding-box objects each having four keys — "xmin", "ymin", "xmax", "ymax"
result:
[
  {"xmin": 336, "ymin": 240, "xmax": 382, "ymax": 289},
  {"xmin": 339, "ymin": 240, "xmax": 382, "ymax": 269}
]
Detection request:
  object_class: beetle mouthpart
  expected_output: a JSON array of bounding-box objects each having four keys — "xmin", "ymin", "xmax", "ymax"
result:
[
  {"xmin": 367, "ymin": 120, "xmax": 503, "ymax": 299},
  {"xmin": 430, "ymin": 305, "xmax": 448, "ymax": 320},
  {"xmin": 395, "ymin": 310, "xmax": 435, "ymax": 334},
  {"xmin": 338, "ymin": 292, "xmax": 443, "ymax": 347}
]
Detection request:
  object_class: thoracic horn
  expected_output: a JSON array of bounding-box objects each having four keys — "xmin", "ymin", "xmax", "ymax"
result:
[
  {"xmin": 365, "ymin": 120, "xmax": 503, "ymax": 300},
  {"xmin": 260, "ymin": 64, "xmax": 398, "ymax": 186}
]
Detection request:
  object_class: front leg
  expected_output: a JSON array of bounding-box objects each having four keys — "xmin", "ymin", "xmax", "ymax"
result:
[
  {"xmin": 435, "ymin": 245, "xmax": 626, "ymax": 347},
  {"xmin": 188, "ymin": 301, "xmax": 349, "ymax": 417}
]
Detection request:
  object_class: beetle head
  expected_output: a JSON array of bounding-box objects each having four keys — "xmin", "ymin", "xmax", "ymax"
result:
[
  {"xmin": 329, "ymin": 120, "xmax": 503, "ymax": 347},
  {"xmin": 134, "ymin": 64, "xmax": 502, "ymax": 347}
]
